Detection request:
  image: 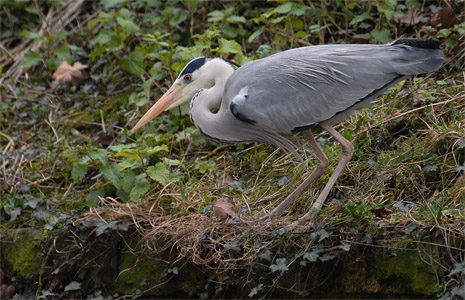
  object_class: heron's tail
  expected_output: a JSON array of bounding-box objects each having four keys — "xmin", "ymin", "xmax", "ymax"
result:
[
  {"xmin": 389, "ymin": 39, "xmax": 444, "ymax": 75},
  {"xmin": 391, "ymin": 38, "xmax": 442, "ymax": 50}
]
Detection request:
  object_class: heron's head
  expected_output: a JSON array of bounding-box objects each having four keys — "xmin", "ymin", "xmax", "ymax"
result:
[{"xmin": 131, "ymin": 57, "xmax": 235, "ymax": 131}]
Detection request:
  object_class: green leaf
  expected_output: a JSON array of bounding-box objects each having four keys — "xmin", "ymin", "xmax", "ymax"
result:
[
  {"xmin": 273, "ymin": 2, "xmax": 293, "ymax": 14},
  {"xmin": 350, "ymin": 12, "xmax": 369, "ymax": 25},
  {"xmin": 101, "ymin": 163, "xmax": 123, "ymax": 190},
  {"xmin": 226, "ymin": 16, "xmax": 246, "ymax": 24},
  {"xmin": 371, "ymin": 28, "xmax": 391, "ymax": 44},
  {"xmin": 129, "ymin": 181, "xmax": 150, "ymax": 202},
  {"xmin": 169, "ymin": 9, "xmax": 188, "ymax": 26},
  {"xmin": 86, "ymin": 188, "xmax": 104, "ymax": 207},
  {"xmin": 121, "ymin": 50, "xmax": 145, "ymax": 76},
  {"xmin": 89, "ymin": 149, "xmax": 108, "ymax": 165},
  {"xmin": 290, "ymin": 4, "xmax": 306, "ymax": 16},
  {"xmin": 121, "ymin": 170, "xmax": 136, "ymax": 193},
  {"xmin": 208, "ymin": 10, "xmax": 224, "ymax": 22},
  {"xmin": 107, "ymin": 35, "xmax": 124, "ymax": 51},
  {"xmin": 22, "ymin": 51, "xmax": 42, "ymax": 68},
  {"xmin": 147, "ymin": 162, "xmax": 170, "ymax": 186},
  {"xmin": 119, "ymin": 8, "xmax": 130, "ymax": 17},
  {"xmin": 162, "ymin": 158, "xmax": 180, "ymax": 166},
  {"xmin": 55, "ymin": 46, "xmax": 73, "ymax": 64},
  {"xmin": 353, "ymin": 33, "xmax": 371, "ymax": 40},
  {"xmin": 72, "ymin": 163, "xmax": 87, "ymax": 183},
  {"xmin": 150, "ymin": 61, "xmax": 165, "ymax": 80},
  {"xmin": 118, "ymin": 157, "xmax": 141, "ymax": 171},
  {"xmin": 248, "ymin": 26, "xmax": 264, "ymax": 43},
  {"xmin": 117, "ymin": 17, "xmax": 141, "ymax": 34},
  {"xmin": 93, "ymin": 29, "xmax": 112, "ymax": 46},
  {"xmin": 219, "ymin": 38, "xmax": 242, "ymax": 54},
  {"xmin": 146, "ymin": 145, "xmax": 169, "ymax": 154},
  {"xmin": 102, "ymin": 0, "xmax": 124, "ymax": 9}
]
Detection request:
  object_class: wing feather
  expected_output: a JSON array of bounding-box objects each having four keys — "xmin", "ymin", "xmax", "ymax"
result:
[{"xmin": 226, "ymin": 43, "xmax": 443, "ymax": 134}]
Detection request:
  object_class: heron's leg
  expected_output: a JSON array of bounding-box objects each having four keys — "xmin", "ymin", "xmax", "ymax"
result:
[
  {"xmin": 263, "ymin": 130, "xmax": 329, "ymax": 221},
  {"xmin": 297, "ymin": 124, "xmax": 354, "ymax": 225}
]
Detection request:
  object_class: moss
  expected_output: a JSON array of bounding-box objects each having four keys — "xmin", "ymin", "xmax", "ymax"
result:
[
  {"xmin": 116, "ymin": 247, "xmax": 182, "ymax": 296},
  {"xmin": 2, "ymin": 229, "xmax": 44, "ymax": 279},
  {"xmin": 371, "ymin": 247, "xmax": 440, "ymax": 295}
]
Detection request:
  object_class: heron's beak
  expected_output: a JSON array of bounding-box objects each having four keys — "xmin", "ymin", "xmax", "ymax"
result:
[{"xmin": 131, "ymin": 85, "xmax": 182, "ymax": 132}]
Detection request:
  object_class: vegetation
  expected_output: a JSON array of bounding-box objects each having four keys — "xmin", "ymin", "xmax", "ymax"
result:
[{"xmin": 1, "ymin": 0, "xmax": 464, "ymax": 298}]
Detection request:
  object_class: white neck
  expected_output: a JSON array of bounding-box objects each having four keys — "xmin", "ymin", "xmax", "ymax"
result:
[{"xmin": 190, "ymin": 59, "xmax": 235, "ymax": 141}]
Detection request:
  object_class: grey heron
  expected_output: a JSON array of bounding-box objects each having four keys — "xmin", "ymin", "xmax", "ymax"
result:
[{"xmin": 131, "ymin": 39, "xmax": 444, "ymax": 225}]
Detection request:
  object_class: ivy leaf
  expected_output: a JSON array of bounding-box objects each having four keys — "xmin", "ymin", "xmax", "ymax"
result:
[
  {"xmin": 303, "ymin": 246, "xmax": 324, "ymax": 262},
  {"xmin": 64, "ymin": 281, "xmax": 81, "ymax": 291},
  {"xmin": 72, "ymin": 163, "xmax": 87, "ymax": 183},
  {"xmin": 339, "ymin": 243, "xmax": 351, "ymax": 251},
  {"xmin": 22, "ymin": 51, "xmax": 42, "ymax": 68},
  {"xmin": 93, "ymin": 29, "xmax": 112, "ymax": 46},
  {"xmin": 270, "ymin": 258, "xmax": 289, "ymax": 272},
  {"xmin": 248, "ymin": 284, "xmax": 264, "ymax": 297},
  {"xmin": 129, "ymin": 181, "xmax": 150, "ymax": 202},
  {"xmin": 121, "ymin": 50, "xmax": 145, "ymax": 76},
  {"xmin": 117, "ymin": 17, "xmax": 141, "ymax": 34},
  {"xmin": 350, "ymin": 12, "xmax": 370, "ymax": 25},
  {"xmin": 371, "ymin": 28, "xmax": 391, "ymax": 44},
  {"xmin": 449, "ymin": 262, "xmax": 465, "ymax": 276},
  {"xmin": 219, "ymin": 38, "xmax": 242, "ymax": 54},
  {"xmin": 303, "ymin": 250, "xmax": 320, "ymax": 262},
  {"xmin": 147, "ymin": 162, "xmax": 170, "ymax": 186},
  {"xmin": 319, "ymin": 253, "xmax": 336, "ymax": 262},
  {"xmin": 258, "ymin": 250, "xmax": 274, "ymax": 262}
]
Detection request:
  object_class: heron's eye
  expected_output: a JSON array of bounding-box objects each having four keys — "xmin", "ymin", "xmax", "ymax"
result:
[{"xmin": 183, "ymin": 74, "xmax": 192, "ymax": 82}]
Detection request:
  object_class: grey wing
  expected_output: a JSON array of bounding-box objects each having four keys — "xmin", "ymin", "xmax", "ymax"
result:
[{"xmin": 225, "ymin": 43, "xmax": 443, "ymax": 134}]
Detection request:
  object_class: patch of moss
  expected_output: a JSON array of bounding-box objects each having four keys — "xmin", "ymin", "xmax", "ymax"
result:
[
  {"xmin": 2, "ymin": 229, "xmax": 44, "ymax": 279},
  {"xmin": 371, "ymin": 247, "xmax": 440, "ymax": 295},
  {"xmin": 117, "ymin": 248, "xmax": 177, "ymax": 296}
]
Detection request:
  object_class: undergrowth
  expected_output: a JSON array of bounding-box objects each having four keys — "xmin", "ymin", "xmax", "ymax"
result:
[{"xmin": 1, "ymin": 0, "xmax": 465, "ymax": 298}]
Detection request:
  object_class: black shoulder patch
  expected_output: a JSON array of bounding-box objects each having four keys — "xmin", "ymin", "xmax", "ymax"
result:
[
  {"xmin": 230, "ymin": 102, "xmax": 256, "ymax": 124},
  {"xmin": 179, "ymin": 57, "xmax": 207, "ymax": 77},
  {"xmin": 392, "ymin": 39, "xmax": 441, "ymax": 50}
]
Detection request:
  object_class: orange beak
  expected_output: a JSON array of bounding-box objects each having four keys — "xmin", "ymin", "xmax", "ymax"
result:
[{"xmin": 131, "ymin": 86, "xmax": 180, "ymax": 132}]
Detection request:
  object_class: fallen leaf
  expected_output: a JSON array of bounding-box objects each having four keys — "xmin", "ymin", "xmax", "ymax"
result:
[
  {"xmin": 370, "ymin": 207, "xmax": 393, "ymax": 218},
  {"xmin": 52, "ymin": 61, "xmax": 88, "ymax": 86},
  {"xmin": 212, "ymin": 198, "xmax": 235, "ymax": 220},
  {"xmin": 423, "ymin": 6, "xmax": 459, "ymax": 36}
]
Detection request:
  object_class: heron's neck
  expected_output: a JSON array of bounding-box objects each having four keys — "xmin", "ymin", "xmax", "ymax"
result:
[{"xmin": 190, "ymin": 59, "xmax": 235, "ymax": 141}]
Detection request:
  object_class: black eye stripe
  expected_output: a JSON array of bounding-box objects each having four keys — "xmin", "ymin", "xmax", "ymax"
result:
[{"xmin": 179, "ymin": 57, "xmax": 206, "ymax": 77}]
